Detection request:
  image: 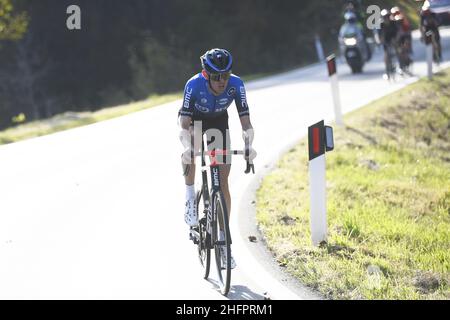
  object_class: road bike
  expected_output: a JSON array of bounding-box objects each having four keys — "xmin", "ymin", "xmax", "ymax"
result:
[
  {"xmin": 397, "ymin": 36, "xmax": 413, "ymax": 76},
  {"xmin": 188, "ymin": 139, "xmax": 254, "ymax": 296},
  {"xmin": 426, "ymin": 30, "xmax": 442, "ymax": 64},
  {"xmin": 384, "ymin": 42, "xmax": 397, "ymax": 81}
]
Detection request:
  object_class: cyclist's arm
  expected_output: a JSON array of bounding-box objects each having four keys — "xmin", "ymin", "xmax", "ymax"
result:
[
  {"xmin": 179, "ymin": 115, "xmax": 191, "ymax": 130},
  {"xmin": 234, "ymin": 80, "xmax": 255, "ymax": 154},
  {"xmin": 234, "ymin": 80, "xmax": 250, "ymax": 118},
  {"xmin": 178, "ymin": 81, "xmax": 196, "ymax": 130},
  {"xmin": 239, "ymin": 115, "xmax": 253, "ymax": 132}
]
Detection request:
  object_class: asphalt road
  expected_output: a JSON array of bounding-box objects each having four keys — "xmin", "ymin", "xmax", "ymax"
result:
[{"xmin": 0, "ymin": 29, "xmax": 449, "ymax": 300}]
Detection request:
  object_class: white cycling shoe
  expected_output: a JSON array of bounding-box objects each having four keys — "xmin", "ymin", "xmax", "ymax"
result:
[
  {"xmin": 219, "ymin": 246, "xmax": 236, "ymax": 269},
  {"xmin": 184, "ymin": 198, "xmax": 198, "ymax": 226}
]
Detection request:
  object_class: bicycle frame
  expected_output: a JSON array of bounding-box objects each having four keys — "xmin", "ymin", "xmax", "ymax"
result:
[{"xmin": 195, "ymin": 140, "xmax": 254, "ymax": 244}]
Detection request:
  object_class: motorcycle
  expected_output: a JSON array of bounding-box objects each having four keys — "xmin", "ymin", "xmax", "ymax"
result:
[{"xmin": 339, "ymin": 25, "xmax": 371, "ymax": 73}]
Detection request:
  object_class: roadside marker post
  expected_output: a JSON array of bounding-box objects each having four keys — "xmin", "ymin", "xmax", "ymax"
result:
[
  {"xmin": 425, "ymin": 31, "xmax": 433, "ymax": 80},
  {"xmin": 308, "ymin": 120, "xmax": 334, "ymax": 246},
  {"xmin": 327, "ymin": 54, "xmax": 344, "ymax": 126},
  {"xmin": 315, "ymin": 34, "xmax": 325, "ymax": 62}
]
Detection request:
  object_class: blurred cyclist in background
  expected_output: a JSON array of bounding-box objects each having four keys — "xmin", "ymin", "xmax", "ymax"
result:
[
  {"xmin": 379, "ymin": 9, "xmax": 398, "ymax": 49},
  {"xmin": 420, "ymin": 1, "xmax": 442, "ymax": 61},
  {"xmin": 379, "ymin": 8, "xmax": 398, "ymax": 74},
  {"xmin": 391, "ymin": 6, "xmax": 412, "ymax": 54},
  {"xmin": 391, "ymin": 8, "xmax": 413, "ymax": 74}
]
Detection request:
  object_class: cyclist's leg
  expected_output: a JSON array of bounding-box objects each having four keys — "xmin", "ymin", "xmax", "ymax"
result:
[
  {"xmin": 184, "ymin": 123, "xmax": 197, "ymax": 185},
  {"xmin": 399, "ymin": 35, "xmax": 409, "ymax": 68},
  {"xmin": 219, "ymin": 163, "xmax": 231, "ymax": 218},
  {"xmin": 383, "ymin": 44, "xmax": 389, "ymax": 74},
  {"xmin": 221, "ymin": 123, "xmax": 232, "ymax": 219},
  {"xmin": 183, "ymin": 119, "xmax": 202, "ymax": 226},
  {"xmin": 435, "ymin": 28, "xmax": 442, "ymax": 60},
  {"xmin": 407, "ymin": 33, "xmax": 413, "ymax": 54},
  {"xmin": 184, "ymin": 161, "xmax": 196, "ymax": 185}
]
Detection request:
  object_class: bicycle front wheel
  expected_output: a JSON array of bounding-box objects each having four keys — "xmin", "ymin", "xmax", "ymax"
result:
[
  {"xmin": 196, "ymin": 189, "xmax": 211, "ymax": 279},
  {"xmin": 212, "ymin": 190, "xmax": 231, "ymax": 296}
]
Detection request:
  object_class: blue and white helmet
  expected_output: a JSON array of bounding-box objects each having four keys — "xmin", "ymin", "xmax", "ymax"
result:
[{"xmin": 200, "ymin": 48, "xmax": 233, "ymax": 74}]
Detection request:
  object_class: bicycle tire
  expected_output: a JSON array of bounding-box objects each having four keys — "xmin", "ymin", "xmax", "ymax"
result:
[
  {"xmin": 211, "ymin": 190, "xmax": 231, "ymax": 296},
  {"xmin": 196, "ymin": 189, "xmax": 211, "ymax": 279},
  {"xmin": 386, "ymin": 46, "xmax": 396, "ymax": 80}
]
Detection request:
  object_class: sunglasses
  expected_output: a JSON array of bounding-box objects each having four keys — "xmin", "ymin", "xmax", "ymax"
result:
[{"xmin": 209, "ymin": 71, "xmax": 231, "ymax": 82}]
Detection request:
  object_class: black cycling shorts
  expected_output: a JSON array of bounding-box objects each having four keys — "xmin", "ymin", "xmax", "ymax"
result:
[{"xmin": 190, "ymin": 112, "xmax": 231, "ymax": 165}]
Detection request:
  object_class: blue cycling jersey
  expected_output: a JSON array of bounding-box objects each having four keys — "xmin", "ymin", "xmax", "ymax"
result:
[{"xmin": 178, "ymin": 73, "xmax": 250, "ymax": 119}]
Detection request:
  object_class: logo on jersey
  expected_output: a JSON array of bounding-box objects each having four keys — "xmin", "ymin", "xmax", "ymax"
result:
[
  {"xmin": 201, "ymin": 98, "xmax": 208, "ymax": 104},
  {"xmin": 183, "ymin": 87, "xmax": 193, "ymax": 109},
  {"xmin": 227, "ymin": 87, "xmax": 236, "ymax": 96},
  {"xmin": 240, "ymin": 86, "xmax": 248, "ymax": 109},
  {"xmin": 195, "ymin": 103, "xmax": 210, "ymax": 113},
  {"xmin": 218, "ymin": 98, "xmax": 229, "ymax": 106}
]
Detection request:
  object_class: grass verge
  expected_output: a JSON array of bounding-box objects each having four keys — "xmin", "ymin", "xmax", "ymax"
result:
[
  {"xmin": 0, "ymin": 93, "xmax": 181, "ymax": 145},
  {"xmin": 256, "ymin": 69, "xmax": 450, "ymax": 300}
]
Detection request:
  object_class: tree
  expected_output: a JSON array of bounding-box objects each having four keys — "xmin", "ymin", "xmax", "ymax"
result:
[{"xmin": 0, "ymin": 0, "xmax": 27, "ymax": 40}]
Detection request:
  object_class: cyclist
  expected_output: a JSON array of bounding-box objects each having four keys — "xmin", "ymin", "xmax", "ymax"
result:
[
  {"xmin": 420, "ymin": 2, "xmax": 442, "ymax": 62},
  {"xmin": 391, "ymin": 6, "xmax": 412, "ymax": 54},
  {"xmin": 178, "ymin": 48, "xmax": 257, "ymax": 268},
  {"xmin": 379, "ymin": 9, "xmax": 398, "ymax": 75},
  {"xmin": 393, "ymin": 13, "xmax": 413, "ymax": 73}
]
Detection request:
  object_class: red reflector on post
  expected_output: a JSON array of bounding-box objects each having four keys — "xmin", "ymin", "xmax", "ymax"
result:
[
  {"xmin": 308, "ymin": 120, "xmax": 325, "ymax": 161},
  {"xmin": 326, "ymin": 54, "xmax": 337, "ymax": 77},
  {"xmin": 313, "ymin": 127, "xmax": 320, "ymax": 154}
]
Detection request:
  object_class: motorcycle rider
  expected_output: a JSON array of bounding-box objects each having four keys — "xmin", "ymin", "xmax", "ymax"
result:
[
  {"xmin": 420, "ymin": 1, "xmax": 442, "ymax": 62},
  {"xmin": 343, "ymin": 1, "xmax": 365, "ymax": 26},
  {"xmin": 342, "ymin": 1, "xmax": 372, "ymax": 61},
  {"xmin": 339, "ymin": 11, "xmax": 371, "ymax": 62}
]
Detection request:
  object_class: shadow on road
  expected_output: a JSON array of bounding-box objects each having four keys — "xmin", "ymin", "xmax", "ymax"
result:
[
  {"xmin": 226, "ymin": 285, "xmax": 267, "ymax": 300},
  {"xmin": 205, "ymin": 278, "xmax": 266, "ymax": 300}
]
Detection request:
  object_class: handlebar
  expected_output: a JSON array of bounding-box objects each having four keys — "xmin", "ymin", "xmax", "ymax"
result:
[{"xmin": 194, "ymin": 149, "xmax": 255, "ymax": 174}]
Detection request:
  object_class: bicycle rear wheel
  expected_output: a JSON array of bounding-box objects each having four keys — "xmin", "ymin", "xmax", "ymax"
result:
[
  {"xmin": 212, "ymin": 190, "xmax": 231, "ymax": 296},
  {"xmin": 196, "ymin": 190, "xmax": 211, "ymax": 279}
]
